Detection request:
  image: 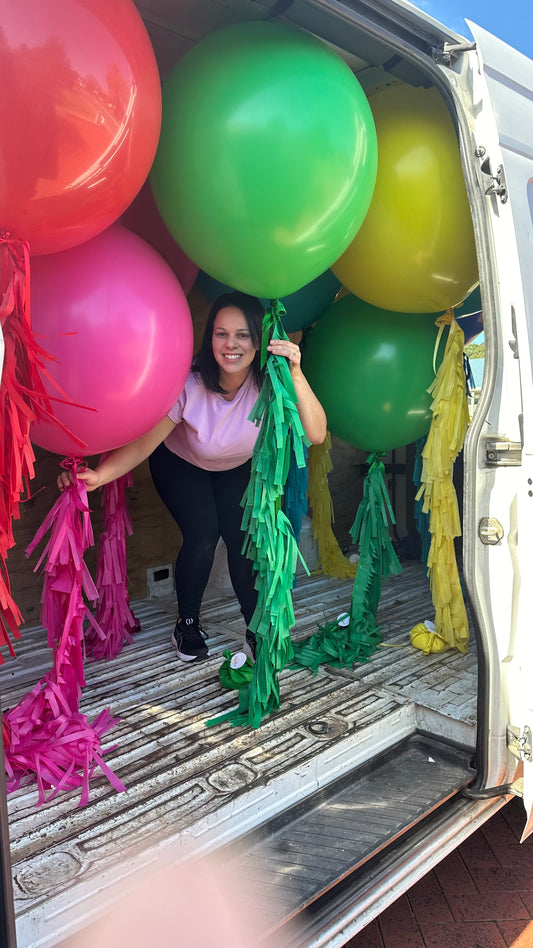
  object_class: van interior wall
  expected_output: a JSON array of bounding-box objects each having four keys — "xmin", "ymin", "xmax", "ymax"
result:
[{"xmin": 9, "ymin": 288, "xmax": 373, "ymax": 624}]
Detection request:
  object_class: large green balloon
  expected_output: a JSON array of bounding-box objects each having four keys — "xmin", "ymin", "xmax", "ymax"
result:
[
  {"xmin": 150, "ymin": 22, "xmax": 377, "ymax": 299},
  {"xmin": 303, "ymin": 295, "xmax": 441, "ymax": 451}
]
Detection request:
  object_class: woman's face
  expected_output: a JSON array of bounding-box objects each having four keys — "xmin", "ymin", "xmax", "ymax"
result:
[{"xmin": 212, "ymin": 307, "xmax": 258, "ymax": 379}]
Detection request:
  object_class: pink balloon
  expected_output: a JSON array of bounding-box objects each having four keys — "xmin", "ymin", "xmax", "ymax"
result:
[
  {"xmin": 30, "ymin": 225, "xmax": 194, "ymax": 456},
  {"xmin": 120, "ymin": 181, "xmax": 199, "ymax": 294}
]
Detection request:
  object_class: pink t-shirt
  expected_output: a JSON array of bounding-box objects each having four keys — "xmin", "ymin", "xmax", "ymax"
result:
[{"xmin": 164, "ymin": 371, "xmax": 261, "ymax": 471}]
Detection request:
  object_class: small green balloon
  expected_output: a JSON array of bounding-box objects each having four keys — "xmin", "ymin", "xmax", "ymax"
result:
[
  {"xmin": 150, "ymin": 21, "xmax": 377, "ymax": 299},
  {"xmin": 303, "ymin": 295, "xmax": 442, "ymax": 452}
]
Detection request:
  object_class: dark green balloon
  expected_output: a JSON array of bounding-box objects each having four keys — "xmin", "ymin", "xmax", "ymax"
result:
[
  {"xmin": 150, "ymin": 21, "xmax": 377, "ymax": 299},
  {"xmin": 196, "ymin": 268, "xmax": 341, "ymax": 333},
  {"xmin": 303, "ymin": 295, "xmax": 441, "ymax": 452}
]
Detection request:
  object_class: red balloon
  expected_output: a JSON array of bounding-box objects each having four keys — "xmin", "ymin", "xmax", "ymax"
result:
[
  {"xmin": 0, "ymin": 0, "xmax": 161, "ymax": 255},
  {"xmin": 120, "ymin": 181, "xmax": 199, "ymax": 295}
]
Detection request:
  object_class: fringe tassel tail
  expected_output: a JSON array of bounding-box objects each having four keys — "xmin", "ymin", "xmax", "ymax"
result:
[
  {"xmin": 2, "ymin": 459, "xmax": 125, "ymax": 805},
  {"xmin": 292, "ymin": 453, "xmax": 402, "ymax": 672},
  {"xmin": 86, "ymin": 472, "xmax": 140, "ymax": 661},
  {"xmin": 308, "ymin": 432, "xmax": 357, "ymax": 580},
  {"xmin": 0, "ymin": 234, "xmax": 86, "ymax": 661},
  {"xmin": 416, "ymin": 311, "xmax": 470, "ymax": 653}
]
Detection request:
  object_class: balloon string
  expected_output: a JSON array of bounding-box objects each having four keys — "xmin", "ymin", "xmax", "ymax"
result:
[{"xmin": 433, "ymin": 309, "xmax": 454, "ymax": 374}]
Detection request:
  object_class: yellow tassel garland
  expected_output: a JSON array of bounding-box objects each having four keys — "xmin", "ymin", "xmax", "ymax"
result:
[
  {"xmin": 416, "ymin": 311, "xmax": 470, "ymax": 653},
  {"xmin": 308, "ymin": 432, "xmax": 357, "ymax": 580}
]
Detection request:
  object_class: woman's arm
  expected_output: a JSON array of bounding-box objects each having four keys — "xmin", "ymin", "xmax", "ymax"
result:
[
  {"xmin": 57, "ymin": 415, "xmax": 177, "ymax": 492},
  {"xmin": 267, "ymin": 338, "xmax": 327, "ymax": 444}
]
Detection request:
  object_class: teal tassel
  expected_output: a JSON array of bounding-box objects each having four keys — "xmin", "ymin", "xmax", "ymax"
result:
[
  {"xmin": 414, "ymin": 436, "xmax": 431, "ymax": 567},
  {"xmin": 282, "ymin": 435, "xmax": 308, "ymax": 544}
]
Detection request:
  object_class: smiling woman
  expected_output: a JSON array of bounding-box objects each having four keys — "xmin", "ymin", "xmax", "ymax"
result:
[{"xmin": 57, "ymin": 290, "xmax": 326, "ymax": 664}]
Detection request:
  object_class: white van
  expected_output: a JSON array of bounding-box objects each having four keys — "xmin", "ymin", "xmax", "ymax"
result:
[{"xmin": 1, "ymin": 1, "xmax": 532, "ymax": 946}]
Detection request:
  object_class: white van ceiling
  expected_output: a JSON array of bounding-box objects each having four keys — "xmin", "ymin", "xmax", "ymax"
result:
[{"xmin": 135, "ymin": 0, "xmax": 468, "ymax": 87}]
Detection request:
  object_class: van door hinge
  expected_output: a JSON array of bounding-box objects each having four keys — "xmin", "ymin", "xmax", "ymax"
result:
[
  {"xmin": 433, "ymin": 41, "xmax": 475, "ymax": 65},
  {"xmin": 507, "ymin": 725, "xmax": 532, "ymax": 763},
  {"xmin": 478, "ymin": 153, "xmax": 508, "ymax": 203},
  {"xmin": 484, "ymin": 438, "xmax": 522, "ymax": 466}
]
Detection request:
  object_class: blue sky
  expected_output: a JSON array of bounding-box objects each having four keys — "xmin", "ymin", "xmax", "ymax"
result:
[{"xmin": 408, "ymin": 0, "xmax": 533, "ymax": 58}]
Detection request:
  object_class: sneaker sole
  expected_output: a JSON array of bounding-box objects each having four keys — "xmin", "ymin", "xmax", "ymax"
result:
[{"xmin": 171, "ymin": 634, "xmax": 208, "ymax": 663}]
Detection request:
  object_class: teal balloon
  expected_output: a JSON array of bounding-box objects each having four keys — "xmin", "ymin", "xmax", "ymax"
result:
[
  {"xmin": 451, "ymin": 285, "xmax": 481, "ymax": 318},
  {"xmin": 196, "ymin": 269, "xmax": 342, "ymax": 333},
  {"xmin": 150, "ymin": 21, "xmax": 377, "ymax": 299},
  {"xmin": 451, "ymin": 285, "xmax": 482, "ymax": 343},
  {"xmin": 303, "ymin": 295, "xmax": 441, "ymax": 452}
]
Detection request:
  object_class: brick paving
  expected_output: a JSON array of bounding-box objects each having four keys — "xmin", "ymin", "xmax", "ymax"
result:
[{"xmin": 347, "ymin": 797, "xmax": 533, "ymax": 948}]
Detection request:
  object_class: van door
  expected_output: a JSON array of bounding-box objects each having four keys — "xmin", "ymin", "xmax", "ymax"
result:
[{"xmin": 457, "ymin": 22, "xmax": 533, "ymax": 839}]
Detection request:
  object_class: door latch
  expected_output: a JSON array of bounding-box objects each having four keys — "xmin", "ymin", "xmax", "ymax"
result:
[
  {"xmin": 507, "ymin": 725, "xmax": 532, "ymax": 763},
  {"xmin": 479, "ymin": 156, "xmax": 508, "ymax": 204},
  {"xmin": 484, "ymin": 439, "xmax": 522, "ymax": 466}
]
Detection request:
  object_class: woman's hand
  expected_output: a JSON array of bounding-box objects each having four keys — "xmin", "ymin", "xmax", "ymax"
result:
[
  {"xmin": 266, "ymin": 338, "xmax": 302, "ymax": 374},
  {"xmin": 57, "ymin": 467, "xmax": 102, "ymax": 493},
  {"xmin": 266, "ymin": 337, "xmax": 327, "ymax": 444},
  {"xmin": 56, "ymin": 414, "xmax": 178, "ymax": 494}
]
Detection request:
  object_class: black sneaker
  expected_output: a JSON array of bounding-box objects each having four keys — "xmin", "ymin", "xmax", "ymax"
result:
[
  {"xmin": 172, "ymin": 618, "xmax": 208, "ymax": 662},
  {"xmin": 244, "ymin": 629, "xmax": 257, "ymax": 661}
]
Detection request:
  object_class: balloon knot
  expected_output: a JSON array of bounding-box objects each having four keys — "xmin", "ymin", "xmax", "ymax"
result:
[
  {"xmin": 435, "ymin": 309, "xmax": 454, "ymax": 327},
  {"xmin": 270, "ymin": 298, "xmax": 287, "ymax": 318},
  {"xmin": 60, "ymin": 456, "xmax": 87, "ymax": 476},
  {"xmin": 367, "ymin": 451, "xmax": 387, "ymax": 465}
]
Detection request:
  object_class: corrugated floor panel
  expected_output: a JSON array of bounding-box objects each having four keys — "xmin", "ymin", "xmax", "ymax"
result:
[{"xmin": 0, "ymin": 563, "xmax": 478, "ymax": 947}]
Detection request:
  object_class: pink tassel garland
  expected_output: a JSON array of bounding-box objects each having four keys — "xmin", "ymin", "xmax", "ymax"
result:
[
  {"xmin": 2, "ymin": 459, "xmax": 125, "ymax": 805},
  {"xmin": 86, "ymin": 472, "xmax": 140, "ymax": 661}
]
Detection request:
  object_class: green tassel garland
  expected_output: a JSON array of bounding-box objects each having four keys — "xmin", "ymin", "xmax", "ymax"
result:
[
  {"xmin": 291, "ymin": 452, "xmax": 402, "ymax": 673},
  {"xmin": 206, "ymin": 300, "xmax": 309, "ymax": 729}
]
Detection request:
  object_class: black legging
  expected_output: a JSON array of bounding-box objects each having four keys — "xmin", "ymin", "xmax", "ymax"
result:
[{"xmin": 149, "ymin": 443, "xmax": 258, "ymax": 625}]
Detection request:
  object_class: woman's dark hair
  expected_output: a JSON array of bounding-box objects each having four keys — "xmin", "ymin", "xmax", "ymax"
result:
[{"xmin": 192, "ymin": 291, "xmax": 265, "ymax": 394}]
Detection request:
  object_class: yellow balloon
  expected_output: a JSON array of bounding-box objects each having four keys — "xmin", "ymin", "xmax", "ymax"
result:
[
  {"xmin": 332, "ymin": 84, "xmax": 478, "ymax": 313},
  {"xmin": 409, "ymin": 623, "xmax": 448, "ymax": 655}
]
